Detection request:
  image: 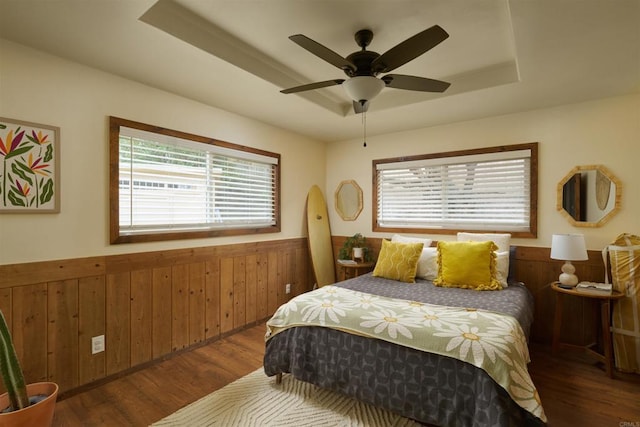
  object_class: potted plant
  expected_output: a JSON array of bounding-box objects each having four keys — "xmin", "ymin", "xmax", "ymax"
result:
[
  {"xmin": 338, "ymin": 233, "xmax": 373, "ymax": 262},
  {"xmin": 0, "ymin": 310, "xmax": 58, "ymax": 426}
]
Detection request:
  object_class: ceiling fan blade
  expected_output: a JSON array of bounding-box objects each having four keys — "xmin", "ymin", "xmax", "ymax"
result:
[
  {"xmin": 372, "ymin": 25, "xmax": 449, "ymax": 73},
  {"xmin": 280, "ymin": 79, "xmax": 345, "ymax": 94},
  {"xmin": 352, "ymin": 100, "xmax": 370, "ymax": 114},
  {"xmin": 289, "ymin": 34, "xmax": 356, "ymax": 73},
  {"xmin": 382, "ymin": 74, "xmax": 450, "ymax": 92}
]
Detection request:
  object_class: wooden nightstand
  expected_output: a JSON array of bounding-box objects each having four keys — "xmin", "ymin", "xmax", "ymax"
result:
[
  {"xmin": 337, "ymin": 261, "xmax": 375, "ymax": 281},
  {"xmin": 551, "ymin": 282, "xmax": 624, "ymax": 378}
]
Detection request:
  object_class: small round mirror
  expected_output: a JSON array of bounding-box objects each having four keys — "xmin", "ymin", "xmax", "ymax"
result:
[
  {"xmin": 557, "ymin": 165, "xmax": 621, "ymax": 227},
  {"xmin": 335, "ymin": 180, "xmax": 363, "ymax": 221}
]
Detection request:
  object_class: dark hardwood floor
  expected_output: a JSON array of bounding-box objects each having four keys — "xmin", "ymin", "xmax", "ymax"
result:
[
  {"xmin": 527, "ymin": 342, "xmax": 640, "ymax": 426},
  {"xmin": 52, "ymin": 324, "xmax": 266, "ymax": 426},
  {"xmin": 51, "ymin": 322, "xmax": 640, "ymax": 427}
]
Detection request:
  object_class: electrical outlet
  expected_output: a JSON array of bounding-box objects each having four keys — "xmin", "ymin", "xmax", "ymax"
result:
[
  {"xmin": 92, "ymin": 335, "xmax": 105, "ymax": 354},
  {"xmin": 285, "ymin": 283, "xmax": 291, "ymax": 294}
]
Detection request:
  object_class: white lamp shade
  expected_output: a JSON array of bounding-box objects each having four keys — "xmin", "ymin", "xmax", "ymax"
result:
[
  {"xmin": 343, "ymin": 76, "xmax": 385, "ymax": 103},
  {"xmin": 550, "ymin": 234, "xmax": 588, "ymax": 261}
]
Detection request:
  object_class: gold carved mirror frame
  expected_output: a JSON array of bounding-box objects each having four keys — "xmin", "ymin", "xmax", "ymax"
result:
[
  {"xmin": 335, "ymin": 180, "xmax": 363, "ymax": 221},
  {"xmin": 557, "ymin": 164, "xmax": 622, "ymax": 227}
]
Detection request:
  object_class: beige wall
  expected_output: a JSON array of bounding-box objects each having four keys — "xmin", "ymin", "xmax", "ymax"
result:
[
  {"xmin": 326, "ymin": 94, "xmax": 640, "ymax": 251},
  {"xmin": 0, "ymin": 40, "xmax": 327, "ymax": 265},
  {"xmin": 2, "ymin": 38, "xmax": 638, "ymax": 265}
]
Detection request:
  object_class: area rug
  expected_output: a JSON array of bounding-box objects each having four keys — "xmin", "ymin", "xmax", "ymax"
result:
[{"xmin": 151, "ymin": 368, "xmax": 420, "ymax": 426}]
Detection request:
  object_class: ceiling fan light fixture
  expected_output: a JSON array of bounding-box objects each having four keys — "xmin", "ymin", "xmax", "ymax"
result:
[
  {"xmin": 281, "ymin": 27, "xmax": 450, "ymax": 114},
  {"xmin": 343, "ymin": 76, "xmax": 385, "ymax": 103}
]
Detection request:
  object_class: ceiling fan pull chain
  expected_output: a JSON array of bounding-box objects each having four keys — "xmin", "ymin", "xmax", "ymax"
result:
[{"xmin": 362, "ymin": 110, "xmax": 367, "ymax": 147}]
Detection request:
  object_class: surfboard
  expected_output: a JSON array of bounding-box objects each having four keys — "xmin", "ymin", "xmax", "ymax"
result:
[
  {"xmin": 595, "ymin": 169, "xmax": 611, "ymax": 211},
  {"xmin": 306, "ymin": 185, "xmax": 336, "ymax": 288}
]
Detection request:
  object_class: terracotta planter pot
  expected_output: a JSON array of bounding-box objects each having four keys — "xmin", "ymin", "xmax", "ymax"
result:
[{"xmin": 0, "ymin": 382, "xmax": 58, "ymax": 427}]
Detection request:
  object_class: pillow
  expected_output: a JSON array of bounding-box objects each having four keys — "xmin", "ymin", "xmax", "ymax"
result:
[
  {"xmin": 416, "ymin": 247, "xmax": 438, "ymax": 280},
  {"xmin": 372, "ymin": 240, "xmax": 424, "ymax": 283},
  {"xmin": 495, "ymin": 251, "xmax": 510, "ymax": 287},
  {"xmin": 457, "ymin": 233, "xmax": 512, "ymax": 287},
  {"xmin": 456, "ymin": 232, "xmax": 511, "ymax": 252},
  {"xmin": 391, "ymin": 234, "xmax": 433, "ymax": 247},
  {"xmin": 434, "ymin": 241, "xmax": 502, "ymax": 290},
  {"xmin": 391, "ymin": 234, "xmax": 435, "ymax": 279}
]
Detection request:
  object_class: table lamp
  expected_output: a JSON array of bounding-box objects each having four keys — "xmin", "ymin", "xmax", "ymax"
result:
[{"xmin": 550, "ymin": 234, "xmax": 588, "ymax": 286}]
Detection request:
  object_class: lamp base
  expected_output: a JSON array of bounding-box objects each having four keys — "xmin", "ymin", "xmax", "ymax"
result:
[{"xmin": 558, "ymin": 261, "xmax": 579, "ymax": 287}]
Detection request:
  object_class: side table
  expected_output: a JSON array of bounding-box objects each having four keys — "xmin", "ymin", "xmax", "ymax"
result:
[
  {"xmin": 337, "ymin": 261, "xmax": 375, "ymax": 281},
  {"xmin": 551, "ymin": 282, "xmax": 624, "ymax": 378}
]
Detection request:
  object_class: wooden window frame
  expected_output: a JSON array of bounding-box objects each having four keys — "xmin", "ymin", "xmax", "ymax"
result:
[
  {"xmin": 372, "ymin": 142, "xmax": 538, "ymax": 238},
  {"xmin": 109, "ymin": 116, "xmax": 281, "ymax": 244}
]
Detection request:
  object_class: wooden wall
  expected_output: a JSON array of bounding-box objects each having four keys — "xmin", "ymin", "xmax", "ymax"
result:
[
  {"xmin": 332, "ymin": 236, "xmax": 607, "ymax": 346},
  {"xmin": 0, "ymin": 238, "xmax": 311, "ymax": 395},
  {"xmin": 514, "ymin": 245, "xmax": 606, "ymax": 346},
  {"xmin": 0, "ymin": 234, "xmax": 609, "ymax": 396}
]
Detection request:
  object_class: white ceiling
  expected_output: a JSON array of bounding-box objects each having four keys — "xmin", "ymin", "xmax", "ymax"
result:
[{"xmin": 1, "ymin": 0, "xmax": 639, "ymax": 142}]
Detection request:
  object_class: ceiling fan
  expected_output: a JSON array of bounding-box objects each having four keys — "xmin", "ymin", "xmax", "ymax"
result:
[{"xmin": 280, "ymin": 26, "xmax": 451, "ymax": 113}]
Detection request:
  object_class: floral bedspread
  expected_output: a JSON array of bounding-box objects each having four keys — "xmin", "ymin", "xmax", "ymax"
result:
[{"xmin": 266, "ymin": 285, "xmax": 546, "ymax": 423}]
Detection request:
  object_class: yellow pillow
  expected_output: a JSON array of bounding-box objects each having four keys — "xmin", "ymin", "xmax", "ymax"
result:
[
  {"xmin": 434, "ymin": 241, "xmax": 502, "ymax": 290},
  {"xmin": 372, "ymin": 240, "xmax": 424, "ymax": 283}
]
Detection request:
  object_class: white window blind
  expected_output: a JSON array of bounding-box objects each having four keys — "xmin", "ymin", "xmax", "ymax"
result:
[
  {"xmin": 376, "ymin": 148, "xmax": 533, "ymax": 232},
  {"xmin": 118, "ymin": 127, "xmax": 277, "ymax": 236}
]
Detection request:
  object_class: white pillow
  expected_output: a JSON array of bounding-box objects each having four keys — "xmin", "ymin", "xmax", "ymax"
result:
[
  {"xmin": 416, "ymin": 247, "xmax": 439, "ymax": 280},
  {"xmin": 391, "ymin": 234, "xmax": 433, "ymax": 247},
  {"xmin": 495, "ymin": 251, "xmax": 510, "ymax": 287},
  {"xmin": 456, "ymin": 232, "xmax": 511, "ymax": 252},
  {"xmin": 457, "ymin": 233, "xmax": 512, "ymax": 287}
]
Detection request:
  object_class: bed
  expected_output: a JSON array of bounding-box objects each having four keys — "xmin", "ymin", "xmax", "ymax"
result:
[{"xmin": 264, "ymin": 238, "xmax": 547, "ymax": 427}]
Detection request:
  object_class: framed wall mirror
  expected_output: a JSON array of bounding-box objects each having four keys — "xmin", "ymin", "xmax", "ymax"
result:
[
  {"xmin": 557, "ymin": 164, "xmax": 621, "ymax": 227},
  {"xmin": 335, "ymin": 180, "xmax": 363, "ymax": 221}
]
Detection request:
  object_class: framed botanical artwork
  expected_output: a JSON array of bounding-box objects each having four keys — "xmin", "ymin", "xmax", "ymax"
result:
[{"xmin": 0, "ymin": 117, "xmax": 60, "ymax": 213}]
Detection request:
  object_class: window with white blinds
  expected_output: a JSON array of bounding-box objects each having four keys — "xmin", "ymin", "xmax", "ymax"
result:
[
  {"xmin": 110, "ymin": 117, "xmax": 280, "ymax": 243},
  {"xmin": 374, "ymin": 143, "xmax": 537, "ymax": 237}
]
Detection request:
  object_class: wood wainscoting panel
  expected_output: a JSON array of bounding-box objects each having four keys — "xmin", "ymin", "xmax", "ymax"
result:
[
  {"xmin": 245, "ymin": 254, "xmax": 258, "ymax": 325},
  {"xmin": 152, "ymin": 266, "xmax": 173, "ymax": 359},
  {"xmin": 255, "ymin": 253, "xmax": 268, "ymax": 320},
  {"xmin": 106, "ymin": 272, "xmax": 131, "ymax": 376},
  {"xmin": 78, "ymin": 275, "xmax": 106, "ymax": 384},
  {"xmin": 220, "ymin": 257, "xmax": 235, "ymax": 334},
  {"xmin": 0, "ymin": 257, "xmax": 105, "ymax": 289},
  {"xmin": 285, "ymin": 249, "xmax": 294, "ymax": 301},
  {"xmin": 233, "ymin": 256, "xmax": 247, "ymax": 330},
  {"xmin": 204, "ymin": 258, "xmax": 221, "ymax": 340},
  {"xmin": 295, "ymin": 247, "xmax": 309, "ymax": 297},
  {"xmin": 130, "ymin": 269, "xmax": 153, "ymax": 367},
  {"xmin": 13, "ymin": 283, "xmax": 48, "ymax": 384},
  {"xmin": 267, "ymin": 251, "xmax": 279, "ymax": 315},
  {"xmin": 189, "ymin": 263, "xmax": 207, "ymax": 346},
  {"xmin": 171, "ymin": 264, "xmax": 190, "ymax": 352},
  {"xmin": 0, "ymin": 238, "xmax": 310, "ymax": 395},
  {"xmin": 48, "ymin": 279, "xmax": 80, "ymax": 392}
]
